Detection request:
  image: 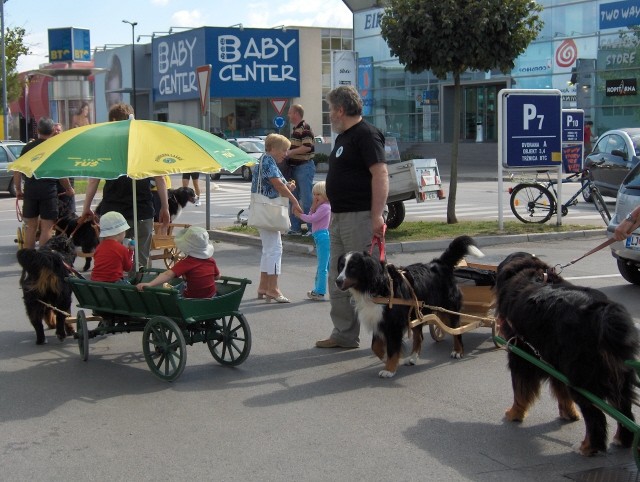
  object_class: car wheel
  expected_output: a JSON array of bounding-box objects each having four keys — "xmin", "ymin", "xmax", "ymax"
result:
[
  {"xmin": 241, "ymin": 166, "xmax": 252, "ymax": 182},
  {"xmin": 8, "ymin": 178, "xmax": 16, "ymax": 197},
  {"xmin": 211, "ymin": 173, "xmax": 221, "ymax": 180},
  {"xmin": 617, "ymin": 258, "xmax": 640, "ymax": 285}
]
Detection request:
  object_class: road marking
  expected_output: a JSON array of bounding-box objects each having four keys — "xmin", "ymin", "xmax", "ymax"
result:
[{"xmin": 564, "ymin": 274, "xmax": 621, "ymax": 280}]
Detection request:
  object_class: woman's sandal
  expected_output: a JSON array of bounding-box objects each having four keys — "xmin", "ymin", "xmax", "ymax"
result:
[{"xmin": 265, "ymin": 294, "xmax": 290, "ymax": 303}]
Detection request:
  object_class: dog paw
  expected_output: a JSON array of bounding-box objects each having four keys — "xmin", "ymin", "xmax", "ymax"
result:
[
  {"xmin": 558, "ymin": 410, "xmax": 580, "ymax": 422},
  {"xmin": 404, "ymin": 353, "xmax": 418, "ymax": 366},
  {"xmin": 378, "ymin": 370, "xmax": 396, "ymax": 378},
  {"xmin": 504, "ymin": 408, "xmax": 525, "ymax": 422},
  {"xmin": 450, "ymin": 350, "xmax": 463, "ymax": 359}
]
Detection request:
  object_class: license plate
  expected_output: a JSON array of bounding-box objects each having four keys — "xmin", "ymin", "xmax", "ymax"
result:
[{"xmin": 625, "ymin": 234, "xmax": 640, "ymax": 250}]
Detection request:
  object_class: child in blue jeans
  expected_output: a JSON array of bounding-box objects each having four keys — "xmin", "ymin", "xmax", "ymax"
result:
[{"xmin": 294, "ymin": 181, "xmax": 330, "ymax": 300}]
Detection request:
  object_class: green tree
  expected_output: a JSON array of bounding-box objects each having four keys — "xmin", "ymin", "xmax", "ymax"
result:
[
  {"xmin": 381, "ymin": 0, "xmax": 543, "ymax": 223},
  {"xmin": 2, "ymin": 26, "xmax": 31, "ymax": 109}
]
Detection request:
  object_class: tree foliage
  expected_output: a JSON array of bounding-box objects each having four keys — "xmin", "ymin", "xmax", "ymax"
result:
[
  {"xmin": 381, "ymin": 0, "xmax": 543, "ymax": 223},
  {"xmin": 2, "ymin": 26, "xmax": 31, "ymax": 107}
]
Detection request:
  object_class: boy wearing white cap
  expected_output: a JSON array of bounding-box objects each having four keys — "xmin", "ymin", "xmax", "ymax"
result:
[
  {"xmin": 92, "ymin": 211, "xmax": 135, "ymax": 282},
  {"xmin": 136, "ymin": 226, "xmax": 220, "ymax": 298}
]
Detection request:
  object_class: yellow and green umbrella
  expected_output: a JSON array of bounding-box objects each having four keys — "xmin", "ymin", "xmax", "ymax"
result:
[
  {"xmin": 8, "ymin": 119, "xmax": 253, "ymax": 179},
  {"xmin": 9, "ymin": 119, "xmax": 254, "ymax": 270}
]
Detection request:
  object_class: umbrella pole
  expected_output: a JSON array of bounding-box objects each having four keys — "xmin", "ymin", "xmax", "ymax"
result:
[{"xmin": 132, "ymin": 178, "xmax": 140, "ymax": 271}]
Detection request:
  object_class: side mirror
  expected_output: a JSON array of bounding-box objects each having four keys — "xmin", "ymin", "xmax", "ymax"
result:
[{"xmin": 611, "ymin": 149, "xmax": 628, "ymax": 160}]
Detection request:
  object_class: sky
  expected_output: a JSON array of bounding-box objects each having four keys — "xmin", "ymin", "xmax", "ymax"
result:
[{"xmin": 7, "ymin": 0, "xmax": 353, "ymax": 72}]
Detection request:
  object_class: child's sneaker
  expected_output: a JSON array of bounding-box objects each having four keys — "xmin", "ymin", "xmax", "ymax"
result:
[
  {"xmin": 307, "ymin": 290, "xmax": 325, "ymax": 301},
  {"xmin": 194, "ymin": 196, "xmax": 201, "ymax": 207}
]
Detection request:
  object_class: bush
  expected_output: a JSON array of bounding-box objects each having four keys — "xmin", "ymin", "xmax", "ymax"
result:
[
  {"xmin": 401, "ymin": 151, "xmax": 421, "ymax": 161},
  {"xmin": 314, "ymin": 153, "xmax": 329, "ymax": 165}
]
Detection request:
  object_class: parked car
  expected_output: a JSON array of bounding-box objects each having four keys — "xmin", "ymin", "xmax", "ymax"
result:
[
  {"xmin": 607, "ymin": 161, "xmax": 640, "ymax": 284},
  {"xmin": 211, "ymin": 137, "xmax": 263, "ymax": 182},
  {"xmin": 0, "ymin": 140, "xmax": 26, "ymax": 196},
  {"xmin": 583, "ymin": 128, "xmax": 640, "ymax": 201}
]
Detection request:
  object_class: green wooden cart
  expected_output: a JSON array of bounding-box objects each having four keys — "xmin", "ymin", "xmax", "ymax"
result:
[{"xmin": 67, "ymin": 273, "xmax": 252, "ymax": 382}]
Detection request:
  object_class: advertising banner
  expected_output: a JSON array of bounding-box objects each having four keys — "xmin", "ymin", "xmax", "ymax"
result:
[
  {"xmin": 152, "ymin": 28, "xmax": 207, "ymax": 102},
  {"xmin": 206, "ymin": 27, "xmax": 300, "ymax": 98},
  {"xmin": 48, "ymin": 28, "xmax": 91, "ymax": 62},
  {"xmin": 332, "ymin": 51, "xmax": 357, "ymax": 89},
  {"xmin": 358, "ymin": 56, "xmax": 374, "ymax": 116}
]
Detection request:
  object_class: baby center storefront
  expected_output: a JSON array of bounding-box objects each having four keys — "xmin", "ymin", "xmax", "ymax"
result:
[{"xmin": 151, "ymin": 27, "xmax": 302, "ymax": 137}]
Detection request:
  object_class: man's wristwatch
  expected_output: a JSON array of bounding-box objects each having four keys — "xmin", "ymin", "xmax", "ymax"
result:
[{"xmin": 626, "ymin": 212, "xmax": 637, "ymax": 223}]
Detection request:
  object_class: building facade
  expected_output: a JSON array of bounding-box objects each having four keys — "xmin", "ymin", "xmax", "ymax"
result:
[
  {"xmin": 92, "ymin": 26, "xmax": 352, "ymax": 139},
  {"xmin": 346, "ymin": 0, "xmax": 640, "ymax": 148}
]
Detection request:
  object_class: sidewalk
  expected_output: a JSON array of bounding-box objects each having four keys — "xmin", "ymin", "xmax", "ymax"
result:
[{"xmin": 209, "ymin": 227, "xmax": 606, "ymax": 256}]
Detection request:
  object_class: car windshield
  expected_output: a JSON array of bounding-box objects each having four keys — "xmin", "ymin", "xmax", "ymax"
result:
[
  {"xmin": 630, "ymin": 134, "xmax": 640, "ymax": 156},
  {"xmin": 7, "ymin": 145, "xmax": 23, "ymax": 158},
  {"xmin": 623, "ymin": 162, "xmax": 640, "ymax": 189},
  {"xmin": 238, "ymin": 141, "xmax": 264, "ymax": 153}
]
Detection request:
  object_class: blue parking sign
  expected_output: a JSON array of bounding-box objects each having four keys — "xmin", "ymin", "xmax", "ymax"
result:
[{"xmin": 501, "ymin": 90, "xmax": 562, "ymax": 168}]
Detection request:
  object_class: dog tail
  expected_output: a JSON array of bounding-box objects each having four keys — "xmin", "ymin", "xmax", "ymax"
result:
[
  {"xmin": 596, "ymin": 302, "xmax": 639, "ymax": 362},
  {"xmin": 594, "ymin": 302, "xmax": 639, "ymax": 408},
  {"xmin": 440, "ymin": 235, "xmax": 484, "ymax": 268}
]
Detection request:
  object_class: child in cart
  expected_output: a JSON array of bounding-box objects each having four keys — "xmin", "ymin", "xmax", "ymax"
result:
[
  {"xmin": 136, "ymin": 226, "xmax": 221, "ymax": 298},
  {"xmin": 91, "ymin": 211, "xmax": 135, "ymax": 283},
  {"xmin": 293, "ymin": 181, "xmax": 331, "ymax": 301}
]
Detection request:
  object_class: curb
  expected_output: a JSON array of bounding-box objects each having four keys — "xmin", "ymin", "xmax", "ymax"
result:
[{"xmin": 209, "ymin": 228, "xmax": 606, "ymax": 256}]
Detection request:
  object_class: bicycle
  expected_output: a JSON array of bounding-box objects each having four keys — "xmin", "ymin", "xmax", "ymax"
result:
[{"xmin": 509, "ymin": 164, "xmax": 612, "ymax": 225}]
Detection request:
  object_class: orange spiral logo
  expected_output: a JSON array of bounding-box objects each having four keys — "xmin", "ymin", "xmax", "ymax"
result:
[{"xmin": 556, "ymin": 39, "xmax": 578, "ymax": 68}]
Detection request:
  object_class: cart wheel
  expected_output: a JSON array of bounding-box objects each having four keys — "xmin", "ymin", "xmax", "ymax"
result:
[
  {"xmin": 142, "ymin": 316, "xmax": 187, "ymax": 382},
  {"xmin": 15, "ymin": 226, "xmax": 25, "ymax": 249},
  {"xmin": 207, "ymin": 313, "xmax": 252, "ymax": 366},
  {"xmin": 163, "ymin": 247, "xmax": 186, "ymax": 269},
  {"xmin": 386, "ymin": 201, "xmax": 405, "ymax": 230},
  {"xmin": 429, "ymin": 324, "xmax": 446, "ymax": 342},
  {"xmin": 76, "ymin": 310, "xmax": 89, "ymax": 361}
]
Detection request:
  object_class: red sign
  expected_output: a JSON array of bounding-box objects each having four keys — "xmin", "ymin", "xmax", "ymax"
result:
[
  {"xmin": 270, "ymin": 99, "xmax": 288, "ymax": 115},
  {"xmin": 196, "ymin": 65, "xmax": 212, "ymax": 115}
]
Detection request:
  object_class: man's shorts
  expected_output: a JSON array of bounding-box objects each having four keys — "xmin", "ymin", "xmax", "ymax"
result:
[
  {"xmin": 22, "ymin": 196, "xmax": 58, "ymax": 220},
  {"xmin": 182, "ymin": 172, "xmax": 200, "ymax": 180}
]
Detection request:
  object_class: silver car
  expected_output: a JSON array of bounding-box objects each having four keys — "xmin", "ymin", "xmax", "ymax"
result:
[
  {"xmin": 211, "ymin": 138, "xmax": 263, "ymax": 182},
  {"xmin": 0, "ymin": 140, "xmax": 26, "ymax": 196},
  {"xmin": 607, "ymin": 161, "xmax": 640, "ymax": 284}
]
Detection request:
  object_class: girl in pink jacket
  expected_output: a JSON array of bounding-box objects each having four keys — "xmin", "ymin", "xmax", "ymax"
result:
[{"xmin": 295, "ymin": 181, "xmax": 331, "ymax": 300}]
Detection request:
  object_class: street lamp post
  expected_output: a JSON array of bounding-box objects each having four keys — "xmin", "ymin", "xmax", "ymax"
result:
[
  {"xmin": 1, "ymin": 0, "xmax": 8, "ymax": 139},
  {"xmin": 122, "ymin": 19, "xmax": 137, "ymax": 113}
]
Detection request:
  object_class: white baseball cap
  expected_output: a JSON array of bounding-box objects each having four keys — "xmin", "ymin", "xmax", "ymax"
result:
[
  {"xmin": 99, "ymin": 211, "xmax": 130, "ymax": 237},
  {"xmin": 174, "ymin": 226, "xmax": 214, "ymax": 259}
]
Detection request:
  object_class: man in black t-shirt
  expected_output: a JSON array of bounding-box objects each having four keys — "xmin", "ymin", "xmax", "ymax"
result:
[
  {"xmin": 316, "ymin": 86, "xmax": 388, "ymax": 349},
  {"xmin": 14, "ymin": 117, "xmax": 75, "ymax": 249}
]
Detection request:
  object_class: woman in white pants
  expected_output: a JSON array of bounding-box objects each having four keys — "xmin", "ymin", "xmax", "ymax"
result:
[{"xmin": 251, "ymin": 134, "xmax": 301, "ymax": 303}]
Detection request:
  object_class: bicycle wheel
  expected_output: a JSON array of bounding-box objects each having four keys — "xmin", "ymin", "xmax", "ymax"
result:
[
  {"xmin": 510, "ymin": 183, "xmax": 556, "ymax": 224},
  {"xmin": 590, "ymin": 185, "xmax": 611, "ymax": 225}
]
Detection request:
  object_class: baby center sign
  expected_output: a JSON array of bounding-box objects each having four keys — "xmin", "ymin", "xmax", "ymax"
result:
[
  {"xmin": 153, "ymin": 29, "xmax": 207, "ymax": 102},
  {"xmin": 206, "ymin": 27, "xmax": 300, "ymax": 98}
]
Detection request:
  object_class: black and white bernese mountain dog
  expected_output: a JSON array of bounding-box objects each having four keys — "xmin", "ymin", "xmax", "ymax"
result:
[
  {"xmin": 336, "ymin": 235, "xmax": 484, "ymax": 378},
  {"xmin": 495, "ymin": 252, "xmax": 639, "ymax": 456},
  {"xmin": 17, "ymin": 235, "xmax": 77, "ymax": 345},
  {"xmin": 153, "ymin": 186, "xmax": 198, "ymax": 222}
]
